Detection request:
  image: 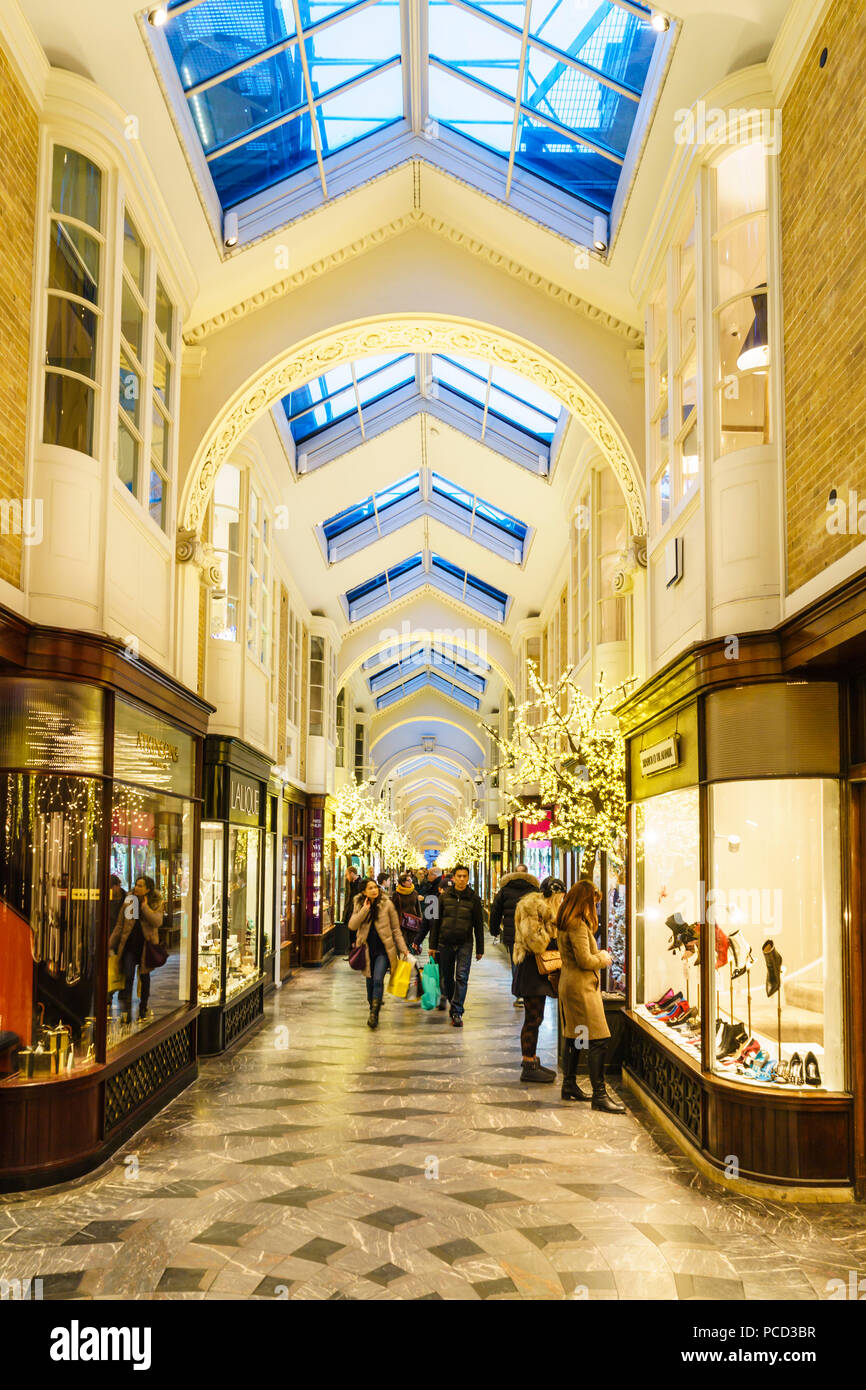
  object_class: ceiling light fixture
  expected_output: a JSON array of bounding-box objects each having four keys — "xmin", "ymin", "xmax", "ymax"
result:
[
  {"xmin": 148, "ymin": 5, "xmax": 169, "ymax": 27},
  {"xmin": 651, "ymin": 11, "xmax": 671, "ymax": 32},
  {"xmin": 592, "ymin": 214, "xmax": 609, "ymax": 253},
  {"xmin": 736, "ymin": 289, "xmax": 769, "ymax": 373},
  {"xmin": 223, "ymin": 210, "xmax": 239, "ymax": 247}
]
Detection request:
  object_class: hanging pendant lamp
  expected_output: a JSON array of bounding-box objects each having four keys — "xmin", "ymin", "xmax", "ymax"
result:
[{"xmin": 737, "ymin": 287, "xmax": 769, "ymax": 372}]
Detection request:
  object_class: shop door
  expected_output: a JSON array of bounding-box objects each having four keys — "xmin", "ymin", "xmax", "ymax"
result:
[{"xmin": 291, "ymin": 837, "xmax": 304, "ymax": 967}]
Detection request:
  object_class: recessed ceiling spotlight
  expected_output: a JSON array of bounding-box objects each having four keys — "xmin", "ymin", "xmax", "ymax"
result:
[
  {"xmin": 148, "ymin": 5, "xmax": 169, "ymax": 27},
  {"xmin": 651, "ymin": 11, "xmax": 670, "ymax": 32}
]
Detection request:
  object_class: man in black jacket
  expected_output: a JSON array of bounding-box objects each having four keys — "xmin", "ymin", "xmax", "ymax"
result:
[
  {"xmin": 416, "ymin": 866, "xmax": 442, "ymax": 952},
  {"xmin": 429, "ymin": 865, "xmax": 484, "ymax": 1028},
  {"xmin": 340, "ymin": 865, "xmax": 361, "ymax": 958},
  {"xmin": 489, "ymin": 864, "xmax": 540, "ymax": 1006}
]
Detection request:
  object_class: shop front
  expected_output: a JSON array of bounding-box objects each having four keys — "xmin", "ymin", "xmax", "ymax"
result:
[
  {"xmin": 303, "ymin": 794, "xmax": 336, "ymax": 965},
  {"xmin": 279, "ymin": 784, "xmax": 306, "ymax": 980},
  {"xmin": 0, "ymin": 611, "xmax": 209, "ymax": 1190},
  {"xmin": 199, "ymin": 738, "xmax": 268, "ymax": 1054},
  {"xmin": 619, "ymin": 649, "xmax": 856, "ymax": 1196}
]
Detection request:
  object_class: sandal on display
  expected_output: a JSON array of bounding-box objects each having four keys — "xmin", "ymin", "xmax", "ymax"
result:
[
  {"xmin": 667, "ymin": 1006, "xmax": 698, "ymax": 1029},
  {"xmin": 804, "ymin": 1052, "xmax": 822, "ymax": 1087},
  {"xmin": 772, "ymin": 1061, "xmax": 791, "ymax": 1084}
]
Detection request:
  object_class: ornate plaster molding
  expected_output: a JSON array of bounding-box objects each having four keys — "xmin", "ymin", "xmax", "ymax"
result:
[
  {"xmin": 176, "ymin": 528, "xmax": 222, "ymax": 588},
  {"xmin": 183, "ymin": 208, "xmax": 643, "ymax": 348},
  {"xmin": 180, "ymin": 315, "xmax": 646, "ymax": 538},
  {"xmin": 612, "ymin": 534, "xmax": 648, "ymax": 593}
]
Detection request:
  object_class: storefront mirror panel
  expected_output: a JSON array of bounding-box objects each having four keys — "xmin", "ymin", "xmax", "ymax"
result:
[
  {"xmin": 108, "ymin": 785, "xmax": 192, "ymax": 1046},
  {"xmin": 708, "ymin": 779, "xmax": 843, "ymax": 1091},
  {"xmin": 632, "ymin": 786, "xmax": 702, "ymax": 1060},
  {"xmin": 0, "ymin": 774, "xmax": 102, "ymax": 1078},
  {"xmin": 227, "ymin": 826, "xmax": 262, "ymax": 999}
]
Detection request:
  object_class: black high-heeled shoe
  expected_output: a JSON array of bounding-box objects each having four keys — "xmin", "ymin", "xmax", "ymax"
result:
[
  {"xmin": 789, "ymin": 1051, "xmax": 804, "ymax": 1086},
  {"xmin": 804, "ymin": 1052, "xmax": 821, "ymax": 1087}
]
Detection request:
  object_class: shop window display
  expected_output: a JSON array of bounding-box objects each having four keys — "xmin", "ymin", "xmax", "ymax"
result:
[
  {"xmin": 708, "ymin": 780, "xmax": 843, "ymax": 1091},
  {"xmin": 632, "ymin": 787, "xmax": 702, "ymax": 1060},
  {"xmin": 227, "ymin": 826, "xmax": 262, "ymax": 1000},
  {"xmin": 198, "ymin": 824, "xmax": 223, "ymax": 1006},
  {"xmin": 108, "ymin": 784, "xmax": 192, "ymax": 1046}
]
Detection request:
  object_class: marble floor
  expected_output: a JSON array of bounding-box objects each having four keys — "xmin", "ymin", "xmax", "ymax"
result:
[{"xmin": 2, "ymin": 949, "xmax": 865, "ymax": 1301}]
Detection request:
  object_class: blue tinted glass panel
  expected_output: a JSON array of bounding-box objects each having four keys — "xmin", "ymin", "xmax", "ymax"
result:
[
  {"xmin": 428, "ymin": 65, "xmax": 513, "ymax": 154},
  {"xmin": 431, "ymin": 474, "xmax": 473, "ymax": 513},
  {"xmin": 389, "ymin": 554, "xmax": 424, "ymax": 580},
  {"xmin": 524, "ymin": 49, "xmax": 635, "ymax": 156},
  {"xmin": 192, "ymin": 48, "xmax": 307, "ymax": 154},
  {"xmin": 433, "ymin": 354, "xmax": 488, "ymax": 405},
  {"xmin": 375, "ymin": 473, "xmax": 421, "ymax": 512},
  {"xmin": 290, "ymin": 385, "xmax": 357, "ymax": 442},
  {"xmin": 346, "ymin": 570, "xmax": 387, "ymax": 604},
  {"xmin": 316, "ymin": 63, "xmax": 403, "ymax": 156},
  {"xmin": 208, "ymin": 114, "xmax": 318, "ymax": 207},
  {"xmin": 303, "ymin": 0, "xmax": 372, "ymax": 23},
  {"xmin": 467, "ymin": 571, "xmax": 508, "ymax": 604},
  {"xmin": 430, "ymin": 554, "xmax": 465, "ymax": 583},
  {"xmin": 490, "ymin": 361, "xmax": 559, "ymax": 419},
  {"xmin": 474, "ymin": 498, "xmax": 527, "ymax": 539},
  {"xmin": 460, "ymin": 0, "xmax": 525, "ymax": 31},
  {"xmin": 322, "ymin": 495, "xmax": 376, "ymax": 540},
  {"xmin": 305, "ymin": 5, "xmax": 402, "ymax": 101},
  {"xmin": 357, "ymin": 357, "xmax": 416, "ymax": 405},
  {"xmin": 166, "ymin": 0, "xmax": 296, "ymax": 91},
  {"xmin": 487, "ymin": 384, "xmax": 556, "ymax": 439},
  {"xmin": 513, "ymin": 110, "xmax": 618, "ymax": 209},
  {"xmin": 429, "ymin": 2, "xmax": 522, "ymax": 100}
]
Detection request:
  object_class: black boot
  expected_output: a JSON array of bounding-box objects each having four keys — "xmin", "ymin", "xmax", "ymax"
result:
[
  {"xmin": 589, "ymin": 1040, "xmax": 625, "ymax": 1114},
  {"xmin": 520, "ymin": 1057, "xmax": 556, "ymax": 1084},
  {"xmin": 561, "ymin": 1039, "xmax": 591, "ymax": 1102},
  {"xmin": 762, "ymin": 939, "xmax": 782, "ymax": 997},
  {"xmin": 367, "ymin": 999, "xmax": 381, "ymax": 1030}
]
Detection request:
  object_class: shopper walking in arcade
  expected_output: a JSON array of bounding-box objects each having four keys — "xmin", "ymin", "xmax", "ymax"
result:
[
  {"xmin": 391, "ymin": 871, "xmax": 424, "ymax": 954},
  {"xmin": 556, "ymin": 878, "xmax": 625, "ymax": 1112},
  {"xmin": 429, "ymin": 865, "xmax": 484, "ymax": 1027},
  {"xmin": 512, "ymin": 876, "xmax": 566, "ymax": 1083},
  {"xmin": 348, "ymin": 878, "xmax": 411, "ymax": 1030},
  {"xmin": 341, "ymin": 863, "xmax": 361, "ymax": 958},
  {"xmin": 417, "ymin": 865, "xmax": 442, "ymax": 953},
  {"xmin": 489, "ymin": 863, "xmax": 539, "ymax": 1006}
]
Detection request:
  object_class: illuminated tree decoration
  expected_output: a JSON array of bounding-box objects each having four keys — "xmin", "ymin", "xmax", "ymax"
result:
[
  {"xmin": 327, "ymin": 782, "xmax": 424, "ymax": 870},
  {"xmin": 482, "ymin": 664, "xmax": 635, "ymax": 877},
  {"xmin": 438, "ymin": 812, "xmax": 487, "ymax": 871}
]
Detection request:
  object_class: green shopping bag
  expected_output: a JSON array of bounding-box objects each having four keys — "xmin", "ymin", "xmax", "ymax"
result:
[
  {"xmin": 420, "ymin": 959, "xmax": 440, "ymax": 1010},
  {"xmin": 387, "ymin": 958, "xmax": 413, "ymax": 999}
]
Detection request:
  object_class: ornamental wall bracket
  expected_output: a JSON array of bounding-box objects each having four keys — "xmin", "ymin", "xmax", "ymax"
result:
[
  {"xmin": 176, "ymin": 528, "xmax": 223, "ymax": 588},
  {"xmin": 612, "ymin": 535, "xmax": 648, "ymax": 594}
]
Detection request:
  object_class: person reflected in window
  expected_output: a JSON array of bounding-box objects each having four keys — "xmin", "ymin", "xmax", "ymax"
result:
[{"xmin": 109, "ymin": 875, "xmax": 164, "ymax": 1023}]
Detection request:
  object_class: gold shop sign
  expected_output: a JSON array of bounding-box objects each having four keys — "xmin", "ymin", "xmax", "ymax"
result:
[
  {"xmin": 639, "ymin": 735, "xmax": 680, "ymax": 777},
  {"xmin": 135, "ymin": 730, "xmax": 180, "ymax": 763}
]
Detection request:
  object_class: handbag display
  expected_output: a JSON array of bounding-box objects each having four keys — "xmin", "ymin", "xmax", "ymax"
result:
[
  {"xmin": 348, "ymin": 942, "xmax": 368, "ymax": 972},
  {"xmin": 144, "ymin": 940, "xmax": 168, "ymax": 970}
]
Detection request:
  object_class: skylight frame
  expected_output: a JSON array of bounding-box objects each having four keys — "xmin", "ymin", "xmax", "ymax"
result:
[
  {"xmin": 144, "ymin": 0, "xmax": 673, "ymax": 250},
  {"xmin": 374, "ymin": 671, "xmax": 481, "ymax": 711},
  {"xmin": 317, "ymin": 459, "xmax": 533, "ymax": 565},
  {"xmin": 367, "ymin": 645, "xmax": 487, "ymax": 695},
  {"xmin": 342, "ymin": 548, "xmax": 511, "ymax": 622}
]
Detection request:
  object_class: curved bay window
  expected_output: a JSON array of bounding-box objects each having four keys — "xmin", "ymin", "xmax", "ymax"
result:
[
  {"xmin": 713, "ymin": 143, "xmax": 771, "ymax": 455},
  {"xmin": 44, "ymin": 148, "xmax": 103, "ymax": 456}
]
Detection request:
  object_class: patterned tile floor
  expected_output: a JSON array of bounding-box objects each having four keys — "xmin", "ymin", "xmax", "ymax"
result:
[{"xmin": 2, "ymin": 950, "xmax": 866, "ymax": 1300}]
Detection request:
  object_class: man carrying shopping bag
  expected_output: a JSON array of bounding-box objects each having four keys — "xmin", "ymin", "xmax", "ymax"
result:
[{"xmin": 429, "ymin": 865, "xmax": 484, "ymax": 1028}]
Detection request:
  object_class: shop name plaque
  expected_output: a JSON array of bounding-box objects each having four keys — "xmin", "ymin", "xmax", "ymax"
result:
[
  {"xmin": 230, "ymin": 775, "xmax": 261, "ymax": 818},
  {"xmin": 640, "ymin": 735, "xmax": 679, "ymax": 777},
  {"xmin": 135, "ymin": 730, "xmax": 180, "ymax": 763}
]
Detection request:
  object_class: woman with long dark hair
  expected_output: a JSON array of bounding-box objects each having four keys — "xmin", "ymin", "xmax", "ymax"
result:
[
  {"xmin": 556, "ymin": 878, "xmax": 625, "ymax": 1112},
  {"xmin": 349, "ymin": 878, "xmax": 410, "ymax": 1029}
]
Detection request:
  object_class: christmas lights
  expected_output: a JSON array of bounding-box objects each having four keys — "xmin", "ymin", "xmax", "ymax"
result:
[
  {"xmin": 482, "ymin": 664, "xmax": 635, "ymax": 876},
  {"xmin": 437, "ymin": 812, "xmax": 487, "ymax": 871}
]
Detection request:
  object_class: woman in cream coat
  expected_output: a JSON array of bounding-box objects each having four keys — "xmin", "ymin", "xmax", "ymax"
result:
[
  {"xmin": 349, "ymin": 879, "xmax": 410, "ymax": 1029},
  {"xmin": 556, "ymin": 878, "xmax": 625, "ymax": 1112}
]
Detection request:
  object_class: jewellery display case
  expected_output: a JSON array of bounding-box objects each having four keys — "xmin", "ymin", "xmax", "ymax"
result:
[
  {"xmin": 198, "ymin": 737, "xmax": 269, "ymax": 1054},
  {"xmin": 0, "ymin": 611, "xmax": 208, "ymax": 1190}
]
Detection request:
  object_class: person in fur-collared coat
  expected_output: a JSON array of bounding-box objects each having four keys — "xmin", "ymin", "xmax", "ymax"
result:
[
  {"xmin": 349, "ymin": 879, "xmax": 410, "ymax": 1030},
  {"xmin": 556, "ymin": 879, "xmax": 625, "ymax": 1113},
  {"xmin": 512, "ymin": 877, "xmax": 565, "ymax": 1084}
]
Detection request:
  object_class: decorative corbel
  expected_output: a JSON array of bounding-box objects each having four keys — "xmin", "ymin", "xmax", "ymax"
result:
[
  {"xmin": 612, "ymin": 535, "xmax": 648, "ymax": 593},
  {"xmin": 176, "ymin": 528, "xmax": 223, "ymax": 588}
]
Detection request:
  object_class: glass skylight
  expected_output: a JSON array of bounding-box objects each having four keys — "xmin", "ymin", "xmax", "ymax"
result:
[
  {"xmin": 162, "ymin": 0, "xmax": 404, "ymax": 209},
  {"xmin": 375, "ymin": 671, "xmax": 481, "ymax": 711},
  {"xmin": 428, "ymin": 0, "xmax": 658, "ymax": 212},
  {"xmin": 343, "ymin": 550, "xmax": 510, "ymax": 621},
  {"xmin": 319, "ymin": 465, "xmax": 530, "ymax": 563},
  {"xmin": 368, "ymin": 646, "xmax": 487, "ymax": 696},
  {"xmin": 149, "ymin": 1, "xmax": 667, "ymax": 240},
  {"xmin": 280, "ymin": 351, "xmax": 562, "ymax": 475}
]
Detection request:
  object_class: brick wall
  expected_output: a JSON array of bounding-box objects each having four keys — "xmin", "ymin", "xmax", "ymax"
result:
[
  {"xmin": 782, "ymin": 0, "xmax": 866, "ymax": 594},
  {"xmin": 0, "ymin": 45, "xmax": 38, "ymax": 590}
]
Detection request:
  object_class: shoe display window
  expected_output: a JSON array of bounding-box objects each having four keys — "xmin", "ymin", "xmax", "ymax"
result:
[
  {"xmin": 631, "ymin": 786, "xmax": 702, "ymax": 1061},
  {"xmin": 707, "ymin": 779, "xmax": 843, "ymax": 1091}
]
